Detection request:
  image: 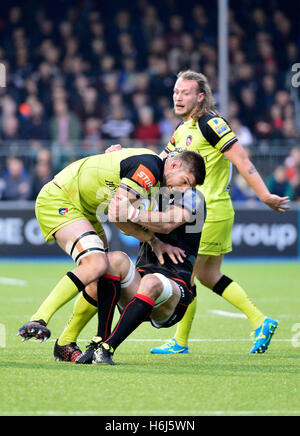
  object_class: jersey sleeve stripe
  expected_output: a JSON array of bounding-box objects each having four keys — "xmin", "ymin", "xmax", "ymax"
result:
[
  {"xmin": 220, "ymin": 137, "xmax": 238, "ymax": 153},
  {"xmin": 119, "ymin": 182, "xmax": 142, "ymax": 198}
]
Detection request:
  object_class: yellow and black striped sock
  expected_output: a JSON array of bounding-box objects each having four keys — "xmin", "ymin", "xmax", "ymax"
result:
[
  {"xmin": 213, "ymin": 276, "xmax": 265, "ymax": 330},
  {"xmin": 30, "ymin": 272, "xmax": 84, "ymax": 324},
  {"xmin": 57, "ymin": 290, "xmax": 97, "ymax": 346}
]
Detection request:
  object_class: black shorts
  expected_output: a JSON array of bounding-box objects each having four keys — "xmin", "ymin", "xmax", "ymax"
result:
[{"xmin": 137, "ymin": 266, "xmax": 196, "ymax": 329}]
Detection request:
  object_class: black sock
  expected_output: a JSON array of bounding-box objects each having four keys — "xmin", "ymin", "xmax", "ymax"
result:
[
  {"xmin": 97, "ymin": 274, "xmax": 121, "ymax": 340},
  {"xmin": 82, "ymin": 289, "xmax": 97, "ymax": 307},
  {"xmin": 106, "ymin": 294, "xmax": 155, "ymax": 351}
]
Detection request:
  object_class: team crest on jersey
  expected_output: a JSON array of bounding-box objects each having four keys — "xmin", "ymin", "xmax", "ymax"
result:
[
  {"xmin": 170, "ymin": 134, "xmax": 176, "ymax": 145},
  {"xmin": 58, "ymin": 207, "xmax": 69, "ymax": 216},
  {"xmin": 186, "ymin": 135, "xmax": 193, "ymax": 146},
  {"xmin": 207, "ymin": 117, "xmax": 230, "ymax": 137}
]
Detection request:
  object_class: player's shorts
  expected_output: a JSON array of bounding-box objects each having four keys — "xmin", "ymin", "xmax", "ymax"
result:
[
  {"xmin": 35, "ymin": 181, "xmax": 105, "ymax": 243},
  {"xmin": 198, "ymin": 216, "xmax": 234, "ymax": 256},
  {"xmin": 137, "ymin": 266, "xmax": 195, "ymax": 329}
]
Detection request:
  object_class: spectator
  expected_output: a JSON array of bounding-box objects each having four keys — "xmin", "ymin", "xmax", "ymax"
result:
[
  {"xmin": 148, "ymin": 57, "xmax": 175, "ymax": 100},
  {"xmin": 101, "ymin": 105, "xmax": 134, "ymax": 141},
  {"xmin": 49, "ymin": 100, "xmax": 82, "ymax": 143},
  {"xmin": 30, "ymin": 153, "xmax": 54, "ymax": 200},
  {"xmin": 291, "ymin": 174, "xmax": 300, "ymax": 203},
  {"xmin": 231, "ymin": 173, "xmax": 259, "ymax": 205},
  {"xmin": 238, "ymin": 88, "xmax": 258, "ymax": 130},
  {"xmin": 0, "ymin": 95, "xmax": 18, "ymax": 119},
  {"xmin": 82, "ymin": 117, "xmax": 103, "ymax": 150},
  {"xmin": 275, "ymin": 90, "xmax": 292, "ymax": 111},
  {"xmin": 258, "ymin": 75, "xmax": 277, "ymax": 110},
  {"xmin": 21, "ymin": 99, "xmax": 50, "ymax": 141},
  {"xmin": 266, "ymin": 165, "xmax": 294, "ymax": 199},
  {"xmin": 281, "ymin": 119, "xmax": 300, "ymax": 140},
  {"xmin": 133, "ymin": 106, "xmax": 160, "ymax": 144},
  {"xmin": 117, "ymin": 32, "xmax": 138, "ymax": 63},
  {"xmin": 74, "ymin": 87, "xmax": 103, "ymax": 124},
  {"xmin": 141, "ymin": 5, "xmax": 164, "ymax": 43},
  {"xmin": 130, "ymin": 91, "xmax": 151, "ymax": 124},
  {"xmin": 269, "ymin": 104, "xmax": 284, "ymax": 138},
  {"xmin": 0, "ymin": 116, "xmax": 20, "ymax": 141},
  {"xmin": 119, "ymin": 56, "xmax": 138, "ymax": 95},
  {"xmin": 284, "ymin": 146, "xmax": 300, "ymax": 181},
  {"xmin": 1, "ymin": 156, "xmax": 32, "ymax": 200},
  {"xmin": 165, "ymin": 14, "xmax": 185, "ymax": 49},
  {"xmin": 230, "ymin": 118, "xmax": 254, "ymax": 147},
  {"xmin": 168, "ymin": 33, "xmax": 201, "ymax": 73}
]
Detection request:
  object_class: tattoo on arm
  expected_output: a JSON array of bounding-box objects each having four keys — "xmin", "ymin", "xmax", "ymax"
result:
[{"xmin": 248, "ymin": 164, "xmax": 257, "ymax": 175}]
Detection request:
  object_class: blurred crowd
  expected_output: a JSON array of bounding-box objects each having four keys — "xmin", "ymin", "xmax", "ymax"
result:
[
  {"xmin": 0, "ymin": 0, "xmax": 300, "ymax": 202},
  {"xmin": 231, "ymin": 146, "xmax": 300, "ymax": 204}
]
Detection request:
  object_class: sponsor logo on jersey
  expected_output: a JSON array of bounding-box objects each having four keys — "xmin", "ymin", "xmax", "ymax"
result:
[
  {"xmin": 132, "ymin": 164, "xmax": 156, "ymax": 190},
  {"xmin": 207, "ymin": 117, "xmax": 231, "ymax": 137},
  {"xmin": 186, "ymin": 135, "xmax": 193, "ymax": 146},
  {"xmin": 58, "ymin": 207, "xmax": 69, "ymax": 216}
]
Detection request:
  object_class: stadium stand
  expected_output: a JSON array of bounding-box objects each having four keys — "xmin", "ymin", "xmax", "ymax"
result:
[{"xmin": 0, "ymin": 0, "xmax": 299, "ymax": 201}]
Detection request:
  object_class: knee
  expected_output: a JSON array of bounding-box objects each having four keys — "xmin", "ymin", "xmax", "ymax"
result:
[
  {"xmin": 139, "ymin": 274, "xmax": 162, "ymax": 301},
  {"xmin": 107, "ymin": 251, "xmax": 127, "ymax": 272},
  {"xmin": 80, "ymin": 253, "xmax": 108, "ymax": 282},
  {"xmin": 107, "ymin": 251, "xmax": 134, "ymax": 282}
]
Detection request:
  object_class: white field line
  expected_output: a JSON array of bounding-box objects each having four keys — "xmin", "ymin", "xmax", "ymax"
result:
[
  {"xmin": 0, "ymin": 277, "xmax": 27, "ymax": 286},
  {"xmin": 1, "ymin": 410, "xmax": 300, "ymax": 416},
  {"xmin": 42, "ymin": 338, "xmax": 294, "ymax": 343},
  {"xmin": 209, "ymin": 310, "xmax": 247, "ymax": 318}
]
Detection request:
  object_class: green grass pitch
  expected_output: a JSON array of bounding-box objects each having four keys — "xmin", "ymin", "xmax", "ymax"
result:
[{"xmin": 0, "ymin": 261, "xmax": 300, "ymax": 416}]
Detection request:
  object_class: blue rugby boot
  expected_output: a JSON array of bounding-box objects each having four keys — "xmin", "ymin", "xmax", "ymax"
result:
[
  {"xmin": 150, "ymin": 338, "xmax": 188, "ymax": 354},
  {"xmin": 249, "ymin": 317, "xmax": 278, "ymax": 354}
]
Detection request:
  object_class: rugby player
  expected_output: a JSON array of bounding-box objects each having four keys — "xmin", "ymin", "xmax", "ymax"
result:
[
  {"xmin": 151, "ymin": 70, "xmax": 289, "ymax": 355},
  {"xmin": 17, "ymin": 148, "xmax": 205, "ymax": 343},
  {"xmin": 74, "ymin": 184, "xmax": 206, "ymax": 365},
  {"xmin": 106, "ymin": 70, "xmax": 289, "ymax": 355}
]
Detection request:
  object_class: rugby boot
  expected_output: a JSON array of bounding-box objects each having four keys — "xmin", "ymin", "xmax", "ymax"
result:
[
  {"xmin": 54, "ymin": 340, "xmax": 82, "ymax": 362},
  {"xmin": 76, "ymin": 336, "xmax": 103, "ymax": 364},
  {"xmin": 249, "ymin": 317, "xmax": 278, "ymax": 354},
  {"xmin": 150, "ymin": 338, "xmax": 188, "ymax": 354},
  {"xmin": 17, "ymin": 320, "xmax": 51, "ymax": 342},
  {"xmin": 92, "ymin": 343, "xmax": 115, "ymax": 365}
]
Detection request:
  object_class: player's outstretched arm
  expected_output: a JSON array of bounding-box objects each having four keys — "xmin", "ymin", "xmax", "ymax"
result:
[{"xmin": 224, "ymin": 141, "xmax": 290, "ymax": 213}]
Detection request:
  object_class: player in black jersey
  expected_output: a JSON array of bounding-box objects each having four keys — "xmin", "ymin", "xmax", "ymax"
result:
[{"xmin": 76, "ymin": 183, "xmax": 206, "ymax": 365}]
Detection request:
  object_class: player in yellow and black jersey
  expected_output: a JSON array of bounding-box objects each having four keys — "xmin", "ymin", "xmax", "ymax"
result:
[
  {"xmin": 17, "ymin": 147, "xmax": 204, "ymax": 350},
  {"xmin": 150, "ymin": 70, "xmax": 289, "ymax": 355}
]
